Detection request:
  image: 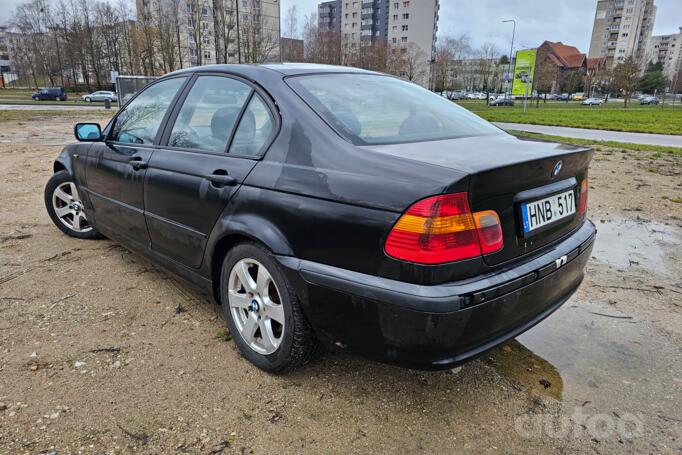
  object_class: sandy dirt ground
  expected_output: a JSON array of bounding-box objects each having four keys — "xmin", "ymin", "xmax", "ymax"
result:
[{"xmin": 0, "ymin": 115, "xmax": 681, "ymax": 454}]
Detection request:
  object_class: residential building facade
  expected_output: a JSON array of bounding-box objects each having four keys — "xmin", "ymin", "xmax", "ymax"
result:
[
  {"xmin": 588, "ymin": 0, "xmax": 656, "ymax": 68},
  {"xmin": 336, "ymin": 0, "xmax": 438, "ymax": 86},
  {"xmin": 535, "ymin": 41, "xmax": 588, "ymax": 94},
  {"xmin": 643, "ymin": 26, "xmax": 682, "ymax": 85},
  {"xmin": 136, "ymin": 0, "xmax": 280, "ymax": 70},
  {"xmin": 318, "ymin": 0, "xmax": 341, "ymax": 34},
  {"xmin": 0, "ymin": 25, "xmax": 15, "ymax": 86}
]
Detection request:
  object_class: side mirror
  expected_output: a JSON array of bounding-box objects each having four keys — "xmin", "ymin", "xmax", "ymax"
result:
[{"xmin": 74, "ymin": 123, "xmax": 103, "ymax": 142}]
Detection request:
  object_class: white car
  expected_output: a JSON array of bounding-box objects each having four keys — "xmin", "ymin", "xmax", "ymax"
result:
[
  {"xmin": 81, "ymin": 91, "xmax": 118, "ymax": 102},
  {"xmin": 581, "ymin": 97, "xmax": 603, "ymax": 106}
]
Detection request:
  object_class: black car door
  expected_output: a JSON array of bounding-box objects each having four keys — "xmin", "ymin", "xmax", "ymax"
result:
[
  {"xmin": 84, "ymin": 76, "xmax": 188, "ymax": 247},
  {"xmin": 144, "ymin": 74, "xmax": 277, "ymax": 268}
]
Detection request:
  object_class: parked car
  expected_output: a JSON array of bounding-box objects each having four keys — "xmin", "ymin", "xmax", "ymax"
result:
[
  {"xmin": 557, "ymin": 93, "xmax": 570, "ymax": 101},
  {"xmin": 44, "ymin": 64, "xmax": 594, "ymax": 372},
  {"xmin": 571, "ymin": 93, "xmax": 585, "ymax": 101},
  {"xmin": 640, "ymin": 96, "xmax": 660, "ymax": 105},
  {"xmin": 32, "ymin": 87, "xmax": 67, "ymax": 101},
  {"xmin": 489, "ymin": 96, "xmax": 514, "ymax": 106},
  {"xmin": 581, "ymin": 97, "xmax": 603, "ymax": 106},
  {"xmin": 81, "ymin": 91, "xmax": 118, "ymax": 102}
]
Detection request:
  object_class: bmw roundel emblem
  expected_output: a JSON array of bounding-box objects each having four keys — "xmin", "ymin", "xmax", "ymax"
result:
[{"xmin": 552, "ymin": 161, "xmax": 563, "ymax": 178}]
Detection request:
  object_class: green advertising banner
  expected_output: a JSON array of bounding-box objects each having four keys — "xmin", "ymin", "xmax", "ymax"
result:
[{"xmin": 512, "ymin": 49, "xmax": 537, "ymax": 96}]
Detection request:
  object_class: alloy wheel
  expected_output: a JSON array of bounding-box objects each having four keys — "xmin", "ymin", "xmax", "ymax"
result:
[
  {"xmin": 227, "ymin": 258, "xmax": 285, "ymax": 355},
  {"xmin": 52, "ymin": 181, "xmax": 92, "ymax": 233}
]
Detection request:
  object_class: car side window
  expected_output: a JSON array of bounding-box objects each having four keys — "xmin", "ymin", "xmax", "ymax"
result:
[
  {"xmin": 230, "ymin": 95, "xmax": 274, "ymax": 156},
  {"xmin": 168, "ymin": 76, "xmax": 252, "ymax": 153},
  {"xmin": 111, "ymin": 77, "xmax": 186, "ymax": 145}
]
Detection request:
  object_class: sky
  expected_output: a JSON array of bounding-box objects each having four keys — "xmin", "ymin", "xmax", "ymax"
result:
[{"xmin": 1, "ymin": 0, "xmax": 681, "ymax": 56}]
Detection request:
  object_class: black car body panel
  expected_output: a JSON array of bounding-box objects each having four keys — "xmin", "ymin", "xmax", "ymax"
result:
[{"xmin": 51, "ymin": 64, "xmax": 595, "ymax": 369}]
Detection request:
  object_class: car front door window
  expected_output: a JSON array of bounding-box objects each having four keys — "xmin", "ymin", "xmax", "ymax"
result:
[{"xmin": 111, "ymin": 77, "xmax": 186, "ymax": 145}]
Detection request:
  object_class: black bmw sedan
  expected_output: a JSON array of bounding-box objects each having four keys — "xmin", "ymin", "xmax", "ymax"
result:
[{"xmin": 44, "ymin": 64, "xmax": 595, "ymax": 372}]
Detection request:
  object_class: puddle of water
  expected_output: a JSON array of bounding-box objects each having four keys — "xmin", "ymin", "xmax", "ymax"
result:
[
  {"xmin": 591, "ymin": 218, "xmax": 680, "ymax": 275},
  {"xmin": 490, "ymin": 298, "xmax": 681, "ymax": 422}
]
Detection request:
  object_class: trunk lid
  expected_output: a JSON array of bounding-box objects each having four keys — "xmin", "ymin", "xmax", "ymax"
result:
[{"xmin": 363, "ymin": 133, "xmax": 593, "ymax": 266}]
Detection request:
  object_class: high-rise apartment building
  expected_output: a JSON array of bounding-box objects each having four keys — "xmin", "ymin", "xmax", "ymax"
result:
[
  {"xmin": 336, "ymin": 0, "xmax": 438, "ymax": 85},
  {"xmin": 387, "ymin": 0, "xmax": 439, "ymax": 62},
  {"xmin": 341, "ymin": 0, "xmax": 390, "ymax": 50},
  {"xmin": 644, "ymin": 27, "xmax": 682, "ymax": 86},
  {"xmin": 318, "ymin": 0, "xmax": 342, "ymax": 34},
  {"xmin": 588, "ymin": 0, "xmax": 656, "ymax": 67},
  {"xmin": 136, "ymin": 0, "xmax": 280, "ymax": 69}
]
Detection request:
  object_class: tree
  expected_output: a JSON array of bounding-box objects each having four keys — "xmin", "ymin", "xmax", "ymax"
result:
[
  {"xmin": 639, "ymin": 61, "xmax": 667, "ymax": 94},
  {"xmin": 433, "ymin": 34, "xmax": 471, "ymax": 95},
  {"xmin": 612, "ymin": 57, "xmax": 640, "ymax": 107},
  {"xmin": 212, "ymin": 0, "xmax": 237, "ymax": 64},
  {"xmin": 239, "ymin": 0, "xmax": 279, "ymax": 63},
  {"xmin": 561, "ymin": 70, "xmax": 585, "ymax": 99},
  {"xmin": 284, "ymin": 5, "xmax": 298, "ymax": 38},
  {"xmin": 302, "ymin": 11, "xmax": 341, "ymax": 65},
  {"xmin": 498, "ymin": 54, "xmax": 510, "ymax": 65},
  {"xmin": 476, "ymin": 42, "xmax": 498, "ymax": 102}
]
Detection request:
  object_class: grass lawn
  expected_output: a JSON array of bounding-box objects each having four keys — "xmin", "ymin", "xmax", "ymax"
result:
[
  {"xmin": 0, "ymin": 110, "xmax": 114, "ymax": 123},
  {"xmin": 458, "ymin": 100, "xmax": 682, "ymax": 135},
  {"xmin": 508, "ymin": 130, "xmax": 682, "ymax": 156}
]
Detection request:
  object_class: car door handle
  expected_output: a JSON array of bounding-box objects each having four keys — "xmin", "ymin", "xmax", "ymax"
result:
[
  {"xmin": 129, "ymin": 156, "xmax": 148, "ymax": 170},
  {"xmin": 205, "ymin": 171, "xmax": 237, "ymax": 187}
]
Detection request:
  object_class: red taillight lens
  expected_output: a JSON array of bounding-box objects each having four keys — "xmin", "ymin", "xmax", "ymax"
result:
[
  {"xmin": 385, "ymin": 193, "xmax": 503, "ymax": 264},
  {"xmin": 578, "ymin": 178, "xmax": 589, "ymax": 214}
]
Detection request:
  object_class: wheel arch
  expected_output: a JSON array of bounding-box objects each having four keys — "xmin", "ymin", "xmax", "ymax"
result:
[{"xmin": 207, "ymin": 214, "xmax": 294, "ymax": 304}]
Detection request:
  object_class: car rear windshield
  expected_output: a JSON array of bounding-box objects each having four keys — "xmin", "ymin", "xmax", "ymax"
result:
[{"xmin": 287, "ymin": 74, "xmax": 501, "ymax": 145}]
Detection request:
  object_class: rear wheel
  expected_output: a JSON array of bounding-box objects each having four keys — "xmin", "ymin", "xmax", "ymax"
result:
[
  {"xmin": 220, "ymin": 242, "xmax": 318, "ymax": 373},
  {"xmin": 45, "ymin": 170, "xmax": 102, "ymax": 239}
]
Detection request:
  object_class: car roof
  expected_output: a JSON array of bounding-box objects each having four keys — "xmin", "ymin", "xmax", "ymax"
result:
[{"xmin": 167, "ymin": 63, "xmax": 378, "ymax": 78}]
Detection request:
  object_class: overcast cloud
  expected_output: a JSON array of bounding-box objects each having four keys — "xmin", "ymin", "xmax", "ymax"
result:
[{"xmin": 2, "ymin": 0, "xmax": 680, "ymax": 57}]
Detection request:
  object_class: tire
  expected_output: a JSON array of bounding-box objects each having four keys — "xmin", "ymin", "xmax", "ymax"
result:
[
  {"xmin": 220, "ymin": 242, "xmax": 319, "ymax": 373},
  {"xmin": 85, "ymin": 97, "xmax": 91, "ymax": 102},
  {"xmin": 44, "ymin": 170, "xmax": 102, "ymax": 240}
]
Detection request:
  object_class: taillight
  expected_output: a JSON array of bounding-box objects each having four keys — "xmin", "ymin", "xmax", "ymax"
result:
[
  {"xmin": 578, "ymin": 178, "xmax": 589, "ymax": 214},
  {"xmin": 473, "ymin": 210, "xmax": 504, "ymax": 254},
  {"xmin": 385, "ymin": 193, "xmax": 503, "ymax": 264}
]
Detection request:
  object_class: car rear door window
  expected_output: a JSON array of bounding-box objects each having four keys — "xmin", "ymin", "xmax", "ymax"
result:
[
  {"xmin": 111, "ymin": 77, "xmax": 186, "ymax": 145},
  {"xmin": 229, "ymin": 94, "xmax": 274, "ymax": 156},
  {"xmin": 168, "ymin": 76, "xmax": 252, "ymax": 153}
]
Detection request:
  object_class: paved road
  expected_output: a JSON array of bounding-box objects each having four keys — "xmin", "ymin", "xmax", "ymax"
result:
[
  {"xmin": 494, "ymin": 122, "xmax": 682, "ymax": 148},
  {"xmin": 0, "ymin": 104, "xmax": 113, "ymax": 111}
]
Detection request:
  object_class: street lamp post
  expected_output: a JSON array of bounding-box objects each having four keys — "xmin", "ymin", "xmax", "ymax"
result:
[{"xmin": 502, "ymin": 19, "xmax": 516, "ymax": 101}]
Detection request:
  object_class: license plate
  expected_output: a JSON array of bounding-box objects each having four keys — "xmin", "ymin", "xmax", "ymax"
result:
[{"xmin": 521, "ymin": 190, "xmax": 575, "ymax": 233}]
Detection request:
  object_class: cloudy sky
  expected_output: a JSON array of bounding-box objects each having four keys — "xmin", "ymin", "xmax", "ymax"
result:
[{"xmin": 2, "ymin": 0, "xmax": 680, "ymax": 56}]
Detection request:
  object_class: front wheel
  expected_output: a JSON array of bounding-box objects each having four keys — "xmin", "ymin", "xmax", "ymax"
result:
[
  {"xmin": 44, "ymin": 170, "xmax": 102, "ymax": 239},
  {"xmin": 220, "ymin": 243, "xmax": 319, "ymax": 373},
  {"xmin": 85, "ymin": 97, "xmax": 91, "ymax": 102}
]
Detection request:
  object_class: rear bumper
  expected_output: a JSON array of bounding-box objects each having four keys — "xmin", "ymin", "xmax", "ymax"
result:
[{"xmin": 277, "ymin": 220, "xmax": 596, "ymax": 370}]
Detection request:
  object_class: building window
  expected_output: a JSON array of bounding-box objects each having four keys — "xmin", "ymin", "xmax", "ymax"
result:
[
  {"xmin": 394, "ymin": 2, "xmax": 399, "ymax": 9},
  {"xmin": 392, "ymin": 37, "xmax": 397, "ymax": 43},
  {"xmin": 202, "ymin": 6, "xmax": 208, "ymax": 16},
  {"xmin": 401, "ymin": 36, "xmax": 407, "ymax": 42},
  {"xmin": 204, "ymin": 50, "xmax": 211, "ymax": 59},
  {"xmin": 186, "ymin": 3, "xmax": 192, "ymax": 13},
  {"xmin": 393, "ymin": 14, "xmax": 398, "ymax": 20},
  {"xmin": 402, "ymin": 13, "xmax": 409, "ymax": 19},
  {"xmin": 401, "ymin": 24, "xmax": 408, "ymax": 31},
  {"xmin": 403, "ymin": 1, "xmax": 409, "ymax": 7}
]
